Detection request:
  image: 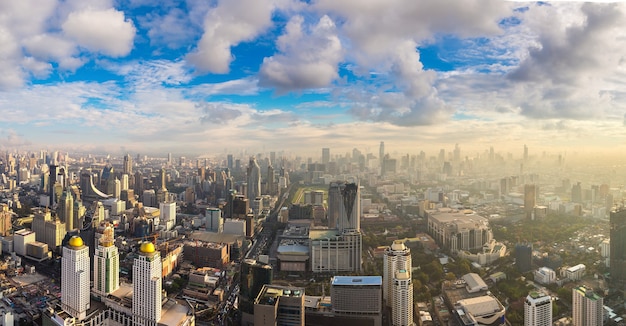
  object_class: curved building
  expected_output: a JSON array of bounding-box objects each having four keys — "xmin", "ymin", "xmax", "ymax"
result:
[{"xmin": 247, "ymin": 157, "xmax": 261, "ymax": 202}]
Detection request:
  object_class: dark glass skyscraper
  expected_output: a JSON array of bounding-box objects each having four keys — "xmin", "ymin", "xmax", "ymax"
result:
[{"xmin": 610, "ymin": 209, "xmax": 626, "ymax": 288}]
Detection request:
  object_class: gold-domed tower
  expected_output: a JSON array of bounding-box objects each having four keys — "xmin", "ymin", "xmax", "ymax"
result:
[
  {"xmin": 62, "ymin": 235, "xmax": 89, "ymax": 320},
  {"xmin": 133, "ymin": 241, "xmax": 162, "ymax": 324}
]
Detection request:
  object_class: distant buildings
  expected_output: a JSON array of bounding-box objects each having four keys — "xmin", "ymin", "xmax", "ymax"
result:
[{"xmin": 524, "ymin": 184, "xmax": 536, "ymax": 219}]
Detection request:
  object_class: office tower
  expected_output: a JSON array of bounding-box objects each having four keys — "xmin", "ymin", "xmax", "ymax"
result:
[
  {"xmin": 73, "ymin": 200, "xmax": 86, "ymax": 231},
  {"xmin": 453, "ymin": 143, "xmax": 460, "ymax": 162},
  {"xmin": 134, "ymin": 171, "xmax": 144, "ymax": 195},
  {"xmin": 515, "ymin": 244, "xmax": 532, "ymax": 273},
  {"xmin": 572, "ymin": 285, "xmax": 603, "ymax": 326},
  {"xmin": 93, "ymin": 225, "xmax": 119, "ymax": 297},
  {"xmin": 266, "ymin": 165, "xmax": 275, "ymax": 196},
  {"xmin": 121, "ymin": 173, "xmax": 129, "ymax": 191},
  {"xmin": 133, "ymin": 242, "xmax": 162, "ymax": 325},
  {"xmin": 160, "ymin": 202, "xmax": 176, "ymax": 231},
  {"xmin": 205, "ymin": 208, "xmax": 223, "ymax": 233},
  {"xmin": 246, "ymin": 157, "xmax": 261, "ymax": 202},
  {"xmin": 392, "ymin": 270, "xmax": 413, "ymax": 326},
  {"xmin": 328, "ymin": 181, "xmax": 360, "ymax": 232},
  {"xmin": 322, "ymin": 148, "xmax": 330, "ymax": 165},
  {"xmin": 61, "ymin": 236, "xmax": 90, "ymax": 320},
  {"xmin": 123, "ymin": 154, "xmax": 132, "ymax": 175},
  {"xmin": 524, "ymin": 291, "xmax": 552, "ymax": 326},
  {"xmin": 58, "ymin": 187, "xmax": 74, "ymax": 232},
  {"xmin": 227, "ymin": 154, "xmax": 234, "ymax": 170},
  {"xmin": 572, "ymin": 182, "xmax": 582, "ymax": 203},
  {"xmin": 383, "ymin": 240, "xmax": 412, "ymax": 307},
  {"xmin": 524, "ymin": 184, "xmax": 537, "ymax": 219},
  {"xmin": 240, "ymin": 259, "xmax": 273, "ymax": 316},
  {"xmin": 49, "ymin": 165, "xmax": 57, "ymax": 205},
  {"xmin": 331, "ymin": 276, "xmax": 382, "ymax": 323},
  {"xmin": 156, "ymin": 168, "xmax": 168, "ymax": 204},
  {"xmin": 167, "ymin": 153, "xmax": 172, "ymax": 166},
  {"xmin": 524, "ymin": 144, "xmax": 528, "ymax": 161},
  {"xmin": 610, "ymin": 208, "xmax": 626, "ymax": 287}
]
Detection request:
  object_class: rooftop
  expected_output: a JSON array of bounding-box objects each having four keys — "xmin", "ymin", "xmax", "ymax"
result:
[{"xmin": 331, "ymin": 276, "xmax": 382, "ymax": 286}]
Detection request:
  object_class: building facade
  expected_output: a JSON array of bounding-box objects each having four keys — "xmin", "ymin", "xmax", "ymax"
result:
[
  {"xmin": 392, "ymin": 270, "xmax": 413, "ymax": 326},
  {"xmin": 524, "ymin": 291, "xmax": 552, "ymax": 326},
  {"xmin": 133, "ymin": 242, "xmax": 162, "ymax": 325},
  {"xmin": 383, "ymin": 240, "xmax": 412, "ymax": 307},
  {"xmin": 61, "ymin": 236, "xmax": 90, "ymax": 321},
  {"xmin": 572, "ymin": 286, "xmax": 603, "ymax": 326},
  {"xmin": 93, "ymin": 226, "xmax": 119, "ymax": 297}
]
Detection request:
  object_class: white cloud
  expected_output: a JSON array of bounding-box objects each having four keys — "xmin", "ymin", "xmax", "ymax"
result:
[
  {"xmin": 62, "ymin": 8, "xmax": 136, "ymax": 57},
  {"xmin": 259, "ymin": 15, "xmax": 343, "ymax": 92},
  {"xmin": 187, "ymin": 0, "xmax": 277, "ymax": 73}
]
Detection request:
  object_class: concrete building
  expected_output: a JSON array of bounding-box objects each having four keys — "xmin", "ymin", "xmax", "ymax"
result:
[
  {"xmin": 58, "ymin": 187, "xmax": 74, "ymax": 231},
  {"xmin": 183, "ymin": 241, "xmax": 229, "ymax": 268},
  {"xmin": 330, "ymin": 276, "xmax": 382, "ymax": 326},
  {"xmin": 524, "ymin": 290, "xmax": 552, "ymax": 326},
  {"xmin": 14, "ymin": 229, "xmax": 35, "ymax": 257},
  {"xmin": 205, "ymin": 208, "xmax": 223, "ymax": 233},
  {"xmin": 93, "ymin": 225, "xmax": 119, "ymax": 297},
  {"xmin": 254, "ymin": 285, "xmax": 304, "ymax": 326},
  {"xmin": 426, "ymin": 208, "xmax": 493, "ymax": 253},
  {"xmin": 310, "ymin": 228, "xmax": 362, "ymax": 273},
  {"xmin": 159, "ymin": 202, "xmax": 176, "ymax": 231},
  {"xmin": 328, "ymin": 181, "xmax": 360, "ymax": 232},
  {"xmin": 566, "ymin": 264, "xmax": 585, "ymax": 281},
  {"xmin": 133, "ymin": 242, "xmax": 162, "ymax": 325},
  {"xmin": 572, "ymin": 285, "xmax": 603, "ymax": 326},
  {"xmin": 383, "ymin": 240, "xmax": 411, "ymax": 307},
  {"xmin": 534, "ymin": 267, "xmax": 556, "ymax": 285},
  {"xmin": 392, "ymin": 270, "xmax": 414, "ymax": 326},
  {"xmin": 61, "ymin": 236, "xmax": 90, "ymax": 321}
]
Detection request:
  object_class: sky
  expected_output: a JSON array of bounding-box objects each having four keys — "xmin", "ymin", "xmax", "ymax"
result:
[{"xmin": 1, "ymin": 0, "xmax": 626, "ymax": 157}]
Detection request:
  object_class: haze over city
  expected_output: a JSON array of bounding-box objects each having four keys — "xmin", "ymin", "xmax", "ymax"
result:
[{"xmin": 2, "ymin": 1, "xmax": 626, "ymax": 155}]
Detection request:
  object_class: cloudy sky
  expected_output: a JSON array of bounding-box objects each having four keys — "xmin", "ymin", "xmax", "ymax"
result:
[{"xmin": 1, "ymin": 0, "xmax": 626, "ymax": 156}]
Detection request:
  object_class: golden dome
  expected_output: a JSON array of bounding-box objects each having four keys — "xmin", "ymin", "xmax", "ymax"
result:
[
  {"xmin": 68, "ymin": 236, "xmax": 84, "ymax": 248},
  {"xmin": 139, "ymin": 241, "xmax": 156, "ymax": 254}
]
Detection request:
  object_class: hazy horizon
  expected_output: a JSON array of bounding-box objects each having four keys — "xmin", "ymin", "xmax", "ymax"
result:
[{"xmin": 1, "ymin": 1, "xmax": 626, "ymax": 155}]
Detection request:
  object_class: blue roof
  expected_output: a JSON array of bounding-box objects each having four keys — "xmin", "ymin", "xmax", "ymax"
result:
[{"xmin": 331, "ymin": 276, "xmax": 382, "ymax": 286}]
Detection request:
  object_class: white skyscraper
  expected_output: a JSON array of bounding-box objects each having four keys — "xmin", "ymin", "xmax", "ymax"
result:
[
  {"xmin": 572, "ymin": 285, "xmax": 603, "ymax": 326},
  {"xmin": 93, "ymin": 225, "xmax": 119, "ymax": 297},
  {"xmin": 384, "ymin": 240, "xmax": 412, "ymax": 307},
  {"xmin": 133, "ymin": 241, "xmax": 162, "ymax": 325},
  {"xmin": 159, "ymin": 202, "xmax": 176, "ymax": 231},
  {"xmin": 392, "ymin": 270, "xmax": 414, "ymax": 326},
  {"xmin": 61, "ymin": 236, "xmax": 90, "ymax": 321},
  {"xmin": 524, "ymin": 291, "xmax": 552, "ymax": 326}
]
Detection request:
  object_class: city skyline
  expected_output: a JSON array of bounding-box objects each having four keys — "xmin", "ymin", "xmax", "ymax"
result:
[{"xmin": 2, "ymin": 1, "xmax": 626, "ymax": 154}]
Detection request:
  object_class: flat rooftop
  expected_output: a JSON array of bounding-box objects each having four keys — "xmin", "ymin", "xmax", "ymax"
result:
[{"xmin": 331, "ymin": 276, "xmax": 382, "ymax": 286}]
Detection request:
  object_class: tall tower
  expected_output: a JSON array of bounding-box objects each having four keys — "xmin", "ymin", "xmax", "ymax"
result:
[
  {"xmin": 572, "ymin": 285, "xmax": 603, "ymax": 326},
  {"xmin": 379, "ymin": 142, "xmax": 385, "ymax": 175},
  {"xmin": 610, "ymin": 209, "xmax": 626, "ymax": 287},
  {"xmin": 61, "ymin": 236, "xmax": 90, "ymax": 320},
  {"xmin": 322, "ymin": 148, "xmax": 330, "ymax": 165},
  {"xmin": 156, "ymin": 168, "xmax": 168, "ymax": 204},
  {"xmin": 133, "ymin": 242, "xmax": 162, "ymax": 325},
  {"xmin": 123, "ymin": 154, "xmax": 132, "ymax": 175},
  {"xmin": 524, "ymin": 184, "xmax": 537, "ymax": 220},
  {"xmin": 524, "ymin": 144, "xmax": 528, "ymax": 161},
  {"xmin": 58, "ymin": 187, "xmax": 74, "ymax": 232},
  {"xmin": 524, "ymin": 291, "xmax": 552, "ymax": 326},
  {"xmin": 246, "ymin": 157, "xmax": 261, "ymax": 202},
  {"xmin": 267, "ymin": 165, "xmax": 275, "ymax": 196},
  {"xmin": 93, "ymin": 225, "xmax": 120, "ymax": 297},
  {"xmin": 328, "ymin": 181, "xmax": 361, "ymax": 231},
  {"xmin": 392, "ymin": 270, "xmax": 413, "ymax": 326},
  {"xmin": 383, "ymin": 240, "xmax": 412, "ymax": 307}
]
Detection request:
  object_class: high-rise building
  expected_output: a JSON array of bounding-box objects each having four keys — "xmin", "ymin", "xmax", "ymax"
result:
[
  {"xmin": 205, "ymin": 208, "xmax": 223, "ymax": 233},
  {"xmin": 247, "ymin": 157, "xmax": 261, "ymax": 202},
  {"xmin": 58, "ymin": 187, "xmax": 74, "ymax": 232},
  {"xmin": 156, "ymin": 168, "xmax": 168, "ymax": 204},
  {"xmin": 322, "ymin": 148, "xmax": 330, "ymax": 165},
  {"xmin": 227, "ymin": 154, "xmax": 234, "ymax": 170},
  {"xmin": 0, "ymin": 204, "xmax": 12, "ymax": 236},
  {"xmin": 572, "ymin": 182, "xmax": 583, "ymax": 203},
  {"xmin": 93, "ymin": 225, "xmax": 119, "ymax": 297},
  {"xmin": 524, "ymin": 144, "xmax": 528, "ymax": 161},
  {"xmin": 160, "ymin": 202, "xmax": 176, "ymax": 231},
  {"xmin": 392, "ymin": 270, "xmax": 413, "ymax": 326},
  {"xmin": 123, "ymin": 154, "xmax": 132, "ymax": 175},
  {"xmin": 328, "ymin": 181, "xmax": 360, "ymax": 232},
  {"xmin": 610, "ymin": 208, "xmax": 626, "ymax": 287},
  {"xmin": 254, "ymin": 285, "xmax": 304, "ymax": 326},
  {"xmin": 133, "ymin": 242, "xmax": 162, "ymax": 325},
  {"xmin": 524, "ymin": 184, "xmax": 537, "ymax": 219},
  {"xmin": 383, "ymin": 240, "xmax": 412, "ymax": 307},
  {"xmin": 572, "ymin": 285, "xmax": 603, "ymax": 326},
  {"xmin": 331, "ymin": 276, "xmax": 382, "ymax": 323},
  {"xmin": 267, "ymin": 165, "xmax": 275, "ymax": 196},
  {"xmin": 524, "ymin": 290, "xmax": 552, "ymax": 326},
  {"xmin": 240, "ymin": 259, "xmax": 273, "ymax": 317},
  {"xmin": 61, "ymin": 236, "xmax": 90, "ymax": 320},
  {"xmin": 515, "ymin": 244, "xmax": 533, "ymax": 273}
]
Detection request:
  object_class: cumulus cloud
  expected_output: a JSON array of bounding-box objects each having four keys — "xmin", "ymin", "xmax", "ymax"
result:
[
  {"xmin": 187, "ymin": 0, "xmax": 277, "ymax": 73},
  {"xmin": 259, "ymin": 15, "xmax": 342, "ymax": 92},
  {"xmin": 62, "ymin": 8, "xmax": 136, "ymax": 57},
  {"xmin": 198, "ymin": 102, "xmax": 244, "ymax": 124}
]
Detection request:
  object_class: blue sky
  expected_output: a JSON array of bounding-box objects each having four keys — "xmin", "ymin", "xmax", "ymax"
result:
[{"xmin": 1, "ymin": 0, "xmax": 626, "ymax": 156}]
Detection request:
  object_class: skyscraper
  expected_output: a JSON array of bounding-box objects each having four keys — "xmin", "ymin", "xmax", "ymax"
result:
[
  {"xmin": 246, "ymin": 157, "xmax": 261, "ymax": 202},
  {"xmin": 610, "ymin": 208, "xmax": 626, "ymax": 287},
  {"xmin": 392, "ymin": 270, "xmax": 413, "ymax": 326},
  {"xmin": 61, "ymin": 236, "xmax": 90, "ymax": 321},
  {"xmin": 524, "ymin": 184, "xmax": 537, "ymax": 219},
  {"xmin": 133, "ymin": 241, "xmax": 162, "ymax": 325},
  {"xmin": 123, "ymin": 153, "xmax": 132, "ymax": 175},
  {"xmin": 267, "ymin": 165, "xmax": 275, "ymax": 196},
  {"xmin": 58, "ymin": 187, "xmax": 74, "ymax": 232},
  {"xmin": 524, "ymin": 144, "xmax": 528, "ymax": 161},
  {"xmin": 383, "ymin": 240, "xmax": 412, "ymax": 307},
  {"xmin": 379, "ymin": 142, "xmax": 385, "ymax": 175},
  {"xmin": 515, "ymin": 244, "xmax": 532, "ymax": 273},
  {"xmin": 93, "ymin": 225, "xmax": 119, "ymax": 297},
  {"xmin": 156, "ymin": 168, "xmax": 168, "ymax": 204},
  {"xmin": 322, "ymin": 148, "xmax": 330, "ymax": 165},
  {"xmin": 327, "ymin": 181, "xmax": 361, "ymax": 232},
  {"xmin": 572, "ymin": 285, "xmax": 603, "ymax": 326},
  {"xmin": 524, "ymin": 291, "xmax": 552, "ymax": 326}
]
